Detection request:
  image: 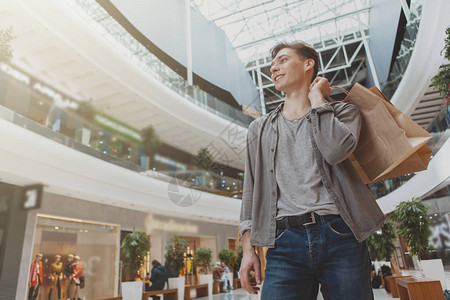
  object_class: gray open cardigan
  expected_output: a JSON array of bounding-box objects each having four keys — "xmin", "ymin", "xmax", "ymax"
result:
[{"xmin": 239, "ymin": 101, "xmax": 385, "ymax": 248}]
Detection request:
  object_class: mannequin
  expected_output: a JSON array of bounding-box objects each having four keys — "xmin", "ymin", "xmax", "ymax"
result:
[
  {"xmin": 28, "ymin": 253, "xmax": 43, "ymax": 300},
  {"xmin": 71, "ymin": 255, "xmax": 84, "ymax": 300},
  {"xmin": 63, "ymin": 254, "xmax": 74, "ymax": 300},
  {"xmin": 49, "ymin": 254, "xmax": 63, "ymax": 300}
]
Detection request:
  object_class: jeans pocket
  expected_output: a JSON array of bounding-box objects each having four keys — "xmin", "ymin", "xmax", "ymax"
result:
[
  {"xmin": 274, "ymin": 228, "xmax": 287, "ymax": 241},
  {"xmin": 326, "ymin": 218, "xmax": 353, "ymax": 237}
]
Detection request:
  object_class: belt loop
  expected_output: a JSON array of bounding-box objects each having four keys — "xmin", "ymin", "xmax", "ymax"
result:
[
  {"xmin": 320, "ymin": 214, "xmax": 326, "ymax": 224},
  {"xmin": 284, "ymin": 217, "xmax": 290, "ymax": 230}
]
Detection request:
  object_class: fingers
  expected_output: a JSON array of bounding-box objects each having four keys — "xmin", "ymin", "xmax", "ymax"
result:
[
  {"xmin": 310, "ymin": 77, "xmax": 327, "ymax": 90},
  {"xmin": 254, "ymin": 261, "xmax": 261, "ymax": 285},
  {"xmin": 239, "ymin": 268, "xmax": 260, "ymax": 294}
]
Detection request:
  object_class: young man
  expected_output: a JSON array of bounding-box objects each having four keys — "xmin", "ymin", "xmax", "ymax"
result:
[{"xmin": 238, "ymin": 41, "xmax": 385, "ymax": 300}]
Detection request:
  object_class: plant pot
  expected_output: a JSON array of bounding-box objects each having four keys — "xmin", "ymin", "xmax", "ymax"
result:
[
  {"xmin": 168, "ymin": 276, "xmax": 185, "ymax": 300},
  {"xmin": 121, "ymin": 281, "xmax": 143, "ymax": 300},
  {"xmin": 198, "ymin": 274, "xmax": 213, "ymax": 296},
  {"xmin": 419, "ymin": 259, "xmax": 447, "ymax": 289}
]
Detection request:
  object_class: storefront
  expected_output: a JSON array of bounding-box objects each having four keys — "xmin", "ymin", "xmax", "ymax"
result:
[
  {"xmin": 30, "ymin": 215, "xmax": 119, "ymax": 300},
  {"xmin": 0, "ymin": 185, "xmax": 240, "ymax": 299}
]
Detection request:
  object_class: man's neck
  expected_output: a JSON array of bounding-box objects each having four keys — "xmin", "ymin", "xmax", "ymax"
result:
[{"xmin": 283, "ymin": 86, "xmax": 311, "ymax": 119}]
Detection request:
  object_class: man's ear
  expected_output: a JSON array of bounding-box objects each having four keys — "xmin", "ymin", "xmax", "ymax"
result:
[{"xmin": 304, "ymin": 59, "xmax": 315, "ymax": 71}]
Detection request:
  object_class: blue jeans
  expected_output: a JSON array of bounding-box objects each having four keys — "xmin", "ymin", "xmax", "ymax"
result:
[{"xmin": 261, "ymin": 215, "xmax": 374, "ymax": 300}]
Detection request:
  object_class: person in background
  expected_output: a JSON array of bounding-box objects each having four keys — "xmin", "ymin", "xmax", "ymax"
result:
[
  {"xmin": 212, "ymin": 262, "xmax": 228, "ymax": 293},
  {"xmin": 221, "ymin": 262, "xmax": 233, "ymax": 290},
  {"xmin": 145, "ymin": 260, "xmax": 168, "ymax": 300}
]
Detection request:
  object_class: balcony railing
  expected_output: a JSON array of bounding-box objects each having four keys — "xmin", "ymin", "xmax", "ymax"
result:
[
  {"xmin": 0, "ymin": 103, "xmax": 243, "ymax": 199},
  {"xmin": 64, "ymin": 0, "xmax": 254, "ymax": 127}
]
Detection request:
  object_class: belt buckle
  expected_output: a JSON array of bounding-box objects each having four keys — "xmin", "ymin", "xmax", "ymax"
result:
[{"xmin": 303, "ymin": 212, "xmax": 316, "ymax": 226}]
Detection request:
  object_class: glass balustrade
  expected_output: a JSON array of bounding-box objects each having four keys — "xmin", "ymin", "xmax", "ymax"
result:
[{"xmin": 0, "ymin": 98, "xmax": 243, "ymax": 199}]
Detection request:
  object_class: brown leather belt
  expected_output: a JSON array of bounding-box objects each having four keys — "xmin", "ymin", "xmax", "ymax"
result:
[{"xmin": 276, "ymin": 212, "xmax": 339, "ymax": 229}]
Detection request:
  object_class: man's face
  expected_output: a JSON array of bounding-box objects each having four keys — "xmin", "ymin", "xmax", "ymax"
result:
[
  {"xmin": 36, "ymin": 255, "xmax": 42, "ymax": 261},
  {"xmin": 270, "ymin": 48, "xmax": 311, "ymax": 93}
]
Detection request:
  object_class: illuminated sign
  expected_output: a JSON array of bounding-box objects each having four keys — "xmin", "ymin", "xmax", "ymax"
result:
[
  {"xmin": 146, "ymin": 215, "xmax": 199, "ymax": 234},
  {"xmin": 0, "ymin": 62, "xmax": 30, "ymax": 85},
  {"xmin": 32, "ymin": 82, "xmax": 78, "ymax": 110},
  {"xmin": 0, "ymin": 62, "xmax": 79, "ymax": 110},
  {"xmin": 94, "ymin": 114, "xmax": 142, "ymax": 143},
  {"xmin": 22, "ymin": 184, "xmax": 43, "ymax": 210}
]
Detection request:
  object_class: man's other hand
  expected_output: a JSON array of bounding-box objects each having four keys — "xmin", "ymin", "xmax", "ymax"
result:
[{"xmin": 239, "ymin": 231, "xmax": 261, "ymax": 294}]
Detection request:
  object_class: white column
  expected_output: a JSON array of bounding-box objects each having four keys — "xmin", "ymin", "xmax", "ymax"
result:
[
  {"xmin": 360, "ymin": 28, "xmax": 380, "ymax": 89},
  {"xmin": 185, "ymin": 0, "xmax": 193, "ymax": 86}
]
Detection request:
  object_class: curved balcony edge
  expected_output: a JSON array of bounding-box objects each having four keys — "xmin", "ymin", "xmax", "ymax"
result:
[{"xmin": 0, "ymin": 117, "xmax": 241, "ymax": 226}]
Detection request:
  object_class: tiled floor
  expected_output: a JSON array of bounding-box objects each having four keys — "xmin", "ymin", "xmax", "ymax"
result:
[
  {"xmin": 196, "ymin": 269, "xmax": 450, "ymax": 300},
  {"xmin": 195, "ymin": 287, "xmax": 396, "ymax": 300}
]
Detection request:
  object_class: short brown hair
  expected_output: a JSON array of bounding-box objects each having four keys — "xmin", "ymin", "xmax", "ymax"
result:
[{"xmin": 270, "ymin": 41, "xmax": 319, "ymax": 82}]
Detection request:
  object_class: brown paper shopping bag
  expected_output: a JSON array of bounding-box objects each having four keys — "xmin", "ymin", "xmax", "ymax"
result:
[{"xmin": 334, "ymin": 83, "xmax": 432, "ymax": 184}]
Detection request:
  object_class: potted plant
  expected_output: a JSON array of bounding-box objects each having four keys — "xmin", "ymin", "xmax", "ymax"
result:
[
  {"xmin": 164, "ymin": 235, "xmax": 187, "ymax": 300},
  {"xmin": 431, "ymin": 26, "xmax": 450, "ymax": 103},
  {"xmin": 392, "ymin": 198, "xmax": 432, "ymax": 260},
  {"xmin": 193, "ymin": 248, "xmax": 213, "ymax": 295},
  {"xmin": 120, "ymin": 230, "xmax": 150, "ymax": 300},
  {"xmin": 141, "ymin": 125, "xmax": 161, "ymax": 169},
  {"xmin": 367, "ymin": 220, "xmax": 397, "ymax": 282},
  {"xmin": 367, "ymin": 220, "xmax": 397, "ymax": 262}
]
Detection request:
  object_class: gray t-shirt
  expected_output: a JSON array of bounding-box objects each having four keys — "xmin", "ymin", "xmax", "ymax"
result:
[{"xmin": 275, "ymin": 110, "xmax": 339, "ymax": 219}]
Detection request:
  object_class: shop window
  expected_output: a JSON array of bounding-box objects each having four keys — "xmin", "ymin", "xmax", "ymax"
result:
[{"xmin": 29, "ymin": 215, "xmax": 119, "ymax": 300}]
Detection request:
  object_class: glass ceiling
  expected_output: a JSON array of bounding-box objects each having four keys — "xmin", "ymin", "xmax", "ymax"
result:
[{"xmin": 191, "ymin": 0, "xmax": 372, "ymax": 65}]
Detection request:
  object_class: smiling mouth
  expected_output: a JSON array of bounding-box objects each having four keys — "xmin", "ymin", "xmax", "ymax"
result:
[{"xmin": 274, "ymin": 74, "xmax": 284, "ymax": 82}]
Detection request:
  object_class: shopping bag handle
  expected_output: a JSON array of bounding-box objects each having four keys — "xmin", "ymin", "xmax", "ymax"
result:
[
  {"xmin": 326, "ymin": 86, "xmax": 349, "ymax": 102},
  {"xmin": 331, "ymin": 86, "xmax": 349, "ymax": 94}
]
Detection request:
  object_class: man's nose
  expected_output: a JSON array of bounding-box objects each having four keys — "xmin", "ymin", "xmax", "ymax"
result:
[{"xmin": 270, "ymin": 63, "xmax": 279, "ymax": 74}]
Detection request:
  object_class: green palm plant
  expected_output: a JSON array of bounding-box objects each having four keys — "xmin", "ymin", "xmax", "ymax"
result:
[
  {"xmin": 431, "ymin": 27, "xmax": 450, "ymax": 102},
  {"xmin": 121, "ymin": 230, "xmax": 150, "ymax": 280},
  {"xmin": 193, "ymin": 247, "xmax": 212, "ymax": 274},
  {"xmin": 367, "ymin": 220, "xmax": 397, "ymax": 261},
  {"xmin": 218, "ymin": 248, "xmax": 236, "ymax": 270},
  {"xmin": 0, "ymin": 26, "xmax": 14, "ymax": 62},
  {"xmin": 392, "ymin": 198, "xmax": 431, "ymax": 259},
  {"xmin": 193, "ymin": 147, "xmax": 213, "ymax": 171},
  {"xmin": 164, "ymin": 236, "xmax": 188, "ymax": 277}
]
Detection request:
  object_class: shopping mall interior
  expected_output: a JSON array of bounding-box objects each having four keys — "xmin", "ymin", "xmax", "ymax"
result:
[{"xmin": 0, "ymin": 0, "xmax": 449, "ymax": 299}]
